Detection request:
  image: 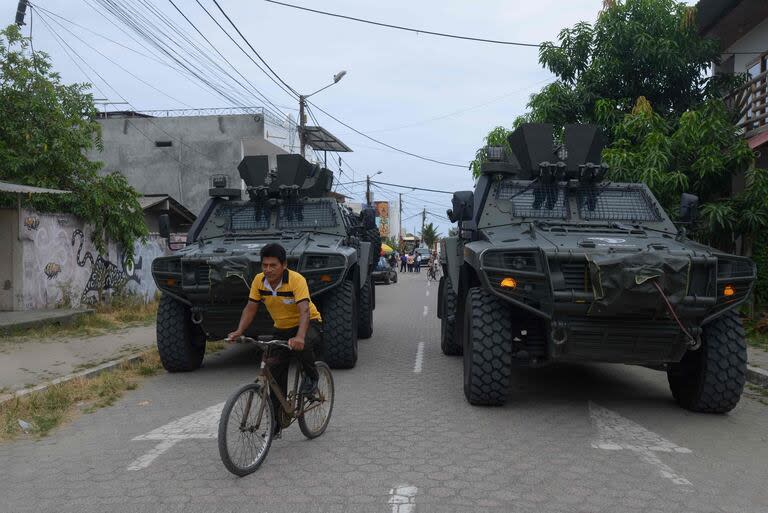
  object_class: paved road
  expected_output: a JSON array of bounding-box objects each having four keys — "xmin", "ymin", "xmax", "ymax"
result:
[{"xmin": 1, "ymin": 272, "xmax": 767, "ymax": 513}]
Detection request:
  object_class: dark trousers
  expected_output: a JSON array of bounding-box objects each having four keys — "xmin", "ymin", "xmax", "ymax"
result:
[
  {"xmin": 400, "ymin": 262, "xmax": 406, "ymax": 272},
  {"xmin": 270, "ymin": 320, "xmax": 323, "ymax": 419}
]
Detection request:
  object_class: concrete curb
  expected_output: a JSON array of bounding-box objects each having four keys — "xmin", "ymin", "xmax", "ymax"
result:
[
  {"xmin": 747, "ymin": 364, "xmax": 768, "ymax": 388},
  {"xmin": 0, "ymin": 352, "xmax": 145, "ymax": 406}
]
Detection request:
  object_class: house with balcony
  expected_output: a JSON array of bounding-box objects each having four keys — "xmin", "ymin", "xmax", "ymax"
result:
[{"xmin": 698, "ymin": 0, "xmax": 768, "ymax": 165}]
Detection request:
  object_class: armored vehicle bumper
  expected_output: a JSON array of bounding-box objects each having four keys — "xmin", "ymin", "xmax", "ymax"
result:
[
  {"xmin": 151, "ymin": 249, "xmax": 350, "ymax": 339},
  {"xmin": 478, "ymin": 248, "xmax": 755, "ymax": 365}
]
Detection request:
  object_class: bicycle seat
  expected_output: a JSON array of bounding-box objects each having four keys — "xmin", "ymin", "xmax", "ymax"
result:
[{"xmin": 257, "ymin": 335, "xmax": 277, "ymax": 342}]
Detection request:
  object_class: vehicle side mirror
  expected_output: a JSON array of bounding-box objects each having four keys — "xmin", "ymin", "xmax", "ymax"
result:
[
  {"xmin": 446, "ymin": 209, "xmax": 456, "ymax": 223},
  {"xmin": 451, "ymin": 191, "xmax": 474, "ymax": 222},
  {"xmin": 679, "ymin": 193, "xmax": 699, "ymax": 224},
  {"xmin": 159, "ymin": 213, "xmax": 171, "ymax": 239}
]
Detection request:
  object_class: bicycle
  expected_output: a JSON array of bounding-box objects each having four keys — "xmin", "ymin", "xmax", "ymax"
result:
[
  {"xmin": 426, "ymin": 264, "xmax": 440, "ymax": 282},
  {"xmin": 217, "ymin": 335, "xmax": 335, "ymax": 476}
]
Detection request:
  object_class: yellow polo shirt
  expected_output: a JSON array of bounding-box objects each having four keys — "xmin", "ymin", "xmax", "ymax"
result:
[{"xmin": 249, "ymin": 269, "xmax": 322, "ymax": 329}]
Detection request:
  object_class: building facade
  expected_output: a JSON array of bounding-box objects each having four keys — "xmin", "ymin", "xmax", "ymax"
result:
[{"xmin": 88, "ymin": 108, "xmax": 296, "ymax": 214}]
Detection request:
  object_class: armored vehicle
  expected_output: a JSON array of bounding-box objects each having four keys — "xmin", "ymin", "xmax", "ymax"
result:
[
  {"xmin": 438, "ymin": 123, "xmax": 755, "ymax": 413},
  {"xmin": 151, "ymin": 154, "xmax": 377, "ymax": 371}
]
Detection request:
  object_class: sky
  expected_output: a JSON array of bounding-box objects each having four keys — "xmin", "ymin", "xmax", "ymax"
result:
[{"xmin": 18, "ymin": 0, "xmax": 672, "ymax": 236}]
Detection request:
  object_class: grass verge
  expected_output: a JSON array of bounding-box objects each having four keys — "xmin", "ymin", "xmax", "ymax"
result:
[
  {"xmin": 2, "ymin": 297, "xmax": 158, "ymax": 341},
  {"xmin": 0, "ymin": 349, "xmax": 162, "ymax": 441},
  {"xmin": 0, "ymin": 342, "xmax": 230, "ymax": 442}
]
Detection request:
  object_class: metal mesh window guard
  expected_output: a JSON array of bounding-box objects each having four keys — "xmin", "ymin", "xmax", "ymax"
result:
[
  {"xmin": 214, "ymin": 204, "xmax": 272, "ymax": 231},
  {"xmin": 577, "ymin": 186, "xmax": 661, "ymax": 222},
  {"xmin": 278, "ymin": 200, "xmax": 337, "ymax": 229},
  {"xmin": 497, "ymin": 182, "xmax": 570, "ymax": 219}
]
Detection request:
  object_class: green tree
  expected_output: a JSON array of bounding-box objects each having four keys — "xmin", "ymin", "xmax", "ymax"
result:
[
  {"xmin": 0, "ymin": 25, "xmax": 147, "ymax": 263},
  {"xmin": 470, "ymin": 0, "xmax": 740, "ymax": 176},
  {"xmin": 601, "ymin": 96, "xmax": 764, "ymax": 254},
  {"xmin": 420, "ymin": 222, "xmax": 440, "ymax": 249}
]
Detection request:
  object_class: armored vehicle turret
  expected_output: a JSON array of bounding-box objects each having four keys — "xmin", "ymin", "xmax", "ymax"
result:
[
  {"xmin": 151, "ymin": 154, "xmax": 378, "ymax": 371},
  {"xmin": 439, "ymin": 123, "xmax": 755, "ymax": 413}
]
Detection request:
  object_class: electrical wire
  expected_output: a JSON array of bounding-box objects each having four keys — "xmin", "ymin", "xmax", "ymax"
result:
[
  {"xmin": 263, "ymin": 0, "xmax": 546, "ymax": 48},
  {"xmin": 308, "ymin": 101, "xmax": 467, "ymax": 168},
  {"xmin": 371, "ymin": 180, "xmax": 455, "ymax": 194},
  {"xmin": 168, "ymin": 0, "xmax": 290, "ymax": 119},
  {"xmin": 211, "ymin": 0, "xmax": 299, "ymax": 98}
]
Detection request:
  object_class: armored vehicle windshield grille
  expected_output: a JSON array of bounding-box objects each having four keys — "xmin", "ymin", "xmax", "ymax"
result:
[
  {"xmin": 278, "ymin": 200, "xmax": 337, "ymax": 229},
  {"xmin": 497, "ymin": 182, "xmax": 569, "ymax": 219},
  {"xmin": 577, "ymin": 186, "xmax": 661, "ymax": 222},
  {"xmin": 214, "ymin": 204, "xmax": 272, "ymax": 231}
]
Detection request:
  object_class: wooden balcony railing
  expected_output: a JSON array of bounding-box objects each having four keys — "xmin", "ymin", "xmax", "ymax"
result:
[{"xmin": 725, "ymin": 51, "xmax": 768, "ymax": 141}]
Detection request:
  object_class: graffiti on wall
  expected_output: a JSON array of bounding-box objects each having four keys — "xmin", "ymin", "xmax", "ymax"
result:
[
  {"xmin": 71, "ymin": 229, "xmax": 142, "ymax": 305},
  {"xmin": 20, "ymin": 210, "xmax": 170, "ymax": 309}
]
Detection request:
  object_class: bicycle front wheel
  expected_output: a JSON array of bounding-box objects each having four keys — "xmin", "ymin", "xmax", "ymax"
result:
[
  {"xmin": 218, "ymin": 382, "xmax": 274, "ymax": 476},
  {"xmin": 299, "ymin": 362, "xmax": 335, "ymax": 439}
]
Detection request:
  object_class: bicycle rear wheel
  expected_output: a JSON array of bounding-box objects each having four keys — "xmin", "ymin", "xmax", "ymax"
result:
[
  {"xmin": 218, "ymin": 382, "xmax": 274, "ymax": 476},
  {"xmin": 298, "ymin": 362, "xmax": 334, "ymax": 439}
]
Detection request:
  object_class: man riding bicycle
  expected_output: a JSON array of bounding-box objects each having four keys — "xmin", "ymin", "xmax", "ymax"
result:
[{"xmin": 228, "ymin": 243, "xmax": 323, "ymax": 435}]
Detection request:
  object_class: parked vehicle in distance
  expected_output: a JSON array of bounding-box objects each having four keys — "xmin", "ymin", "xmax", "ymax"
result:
[{"xmin": 372, "ymin": 258, "xmax": 398, "ymax": 285}]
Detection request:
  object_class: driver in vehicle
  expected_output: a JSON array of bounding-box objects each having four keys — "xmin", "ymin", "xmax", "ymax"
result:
[{"xmin": 228, "ymin": 243, "xmax": 323, "ymax": 431}]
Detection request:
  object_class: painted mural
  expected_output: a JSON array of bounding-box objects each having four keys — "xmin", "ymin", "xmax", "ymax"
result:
[{"xmin": 20, "ymin": 209, "xmax": 171, "ymax": 309}]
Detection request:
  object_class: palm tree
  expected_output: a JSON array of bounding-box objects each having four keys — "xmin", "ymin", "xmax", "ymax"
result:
[{"xmin": 420, "ymin": 222, "xmax": 440, "ymax": 249}]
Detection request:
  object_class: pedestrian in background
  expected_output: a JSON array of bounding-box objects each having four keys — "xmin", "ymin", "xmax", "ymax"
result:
[
  {"xmin": 415, "ymin": 253, "xmax": 422, "ymax": 273},
  {"xmin": 407, "ymin": 253, "xmax": 414, "ymax": 272},
  {"xmin": 400, "ymin": 253, "xmax": 407, "ymax": 272}
]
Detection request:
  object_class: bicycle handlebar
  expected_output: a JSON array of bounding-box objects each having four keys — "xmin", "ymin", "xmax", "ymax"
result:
[{"xmin": 236, "ymin": 336, "xmax": 291, "ymax": 349}]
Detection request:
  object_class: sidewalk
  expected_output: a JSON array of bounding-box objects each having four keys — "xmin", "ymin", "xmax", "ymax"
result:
[
  {"xmin": 749, "ymin": 346, "xmax": 768, "ymax": 369},
  {"xmin": 0, "ymin": 325, "xmax": 156, "ymax": 394},
  {"xmin": 0, "ymin": 309, "xmax": 93, "ymax": 334}
]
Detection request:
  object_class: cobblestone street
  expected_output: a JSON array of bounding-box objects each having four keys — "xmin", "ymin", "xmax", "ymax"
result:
[{"xmin": 1, "ymin": 272, "xmax": 767, "ymax": 513}]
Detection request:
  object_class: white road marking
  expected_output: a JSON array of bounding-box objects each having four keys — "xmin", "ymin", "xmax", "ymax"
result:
[
  {"xmin": 389, "ymin": 484, "xmax": 418, "ymax": 513},
  {"xmin": 589, "ymin": 402, "xmax": 692, "ymax": 486},
  {"xmin": 127, "ymin": 402, "xmax": 224, "ymax": 471},
  {"xmin": 413, "ymin": 342, "xmax": 425, "ymax": 373},
  {"xmin": 423, "ymin": 305, "xmax": 428, "ymax": 317}
]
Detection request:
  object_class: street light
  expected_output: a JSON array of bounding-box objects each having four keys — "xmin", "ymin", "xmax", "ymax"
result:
[
  {"xmin": 366, "ymin": 170, "xmax": 383, "ymax": 205},
  {"xmin": 299, "ymin": 70, "xmax": 347, "ymax": 157}
]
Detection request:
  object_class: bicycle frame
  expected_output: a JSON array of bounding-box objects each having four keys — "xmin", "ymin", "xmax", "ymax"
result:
[{"xmin": 241, "ymin": 346, "xmax": 326, "ymax": 431}]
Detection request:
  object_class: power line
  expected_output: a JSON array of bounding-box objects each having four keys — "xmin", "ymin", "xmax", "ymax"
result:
[
  {"xmin": 211, "ymin": 0, "xmax": 299, "ymax": 98},
  {"xmin": 308, "ymin": 101, "xmax": 467, "ymax": 168},
  {"xmin": 263, "ymin": 0, "xmax": 546, "ymax": 48},
  {"xmin": 371, "ymin": 180, "xmax": 455, "ymax": 195},
  {"xmin": 168, "ymin": 0, "xmax": 289, "ymax": 120}
]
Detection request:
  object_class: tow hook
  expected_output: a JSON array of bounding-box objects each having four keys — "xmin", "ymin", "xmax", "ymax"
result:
[
  {"xmin": 191, "ymin": 311, "xmax": 204, "ymax": 325},
  {"xmin": 551, "ymin": 322, "xmax": 568, "ymax": 345},
  {"xmin": 687, "ymin": 327, "xmax": 702, "ymax": 350}
]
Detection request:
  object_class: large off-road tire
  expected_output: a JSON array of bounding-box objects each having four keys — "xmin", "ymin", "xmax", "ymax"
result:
[
  {"xmin": 321, "ymin": 280, "xmax": 359, "ymax": 369},
  {"xmin": 462, "ymin": 288, "xmax": 513, "ymax": 406},
  {"xmin": 156, "ymin": 294, "xmax": 206, "ymax": 372},
  {"xmin": 439, "ymin": 275, "xmax": 461, "ymax": 356},
  {"xmin": 667, "ymin": 310, "xmax": 747, "ymax": 413},
  {"xmin": 358, "ymin": 277, "xmax": 374, "ymax": 339}
]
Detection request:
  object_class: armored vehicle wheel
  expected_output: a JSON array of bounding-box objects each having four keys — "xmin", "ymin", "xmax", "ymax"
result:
[
  {"xmin": 439, "ymin": 275, "xmax": 461, "ymax": 356},
  {"xmin": 358, "ymin": 276, "xmax": 374, "ymax": 339},
  {"xmin": 667, "ymin": 310, "xmax": 747, "ymax": 413},
  {"xmin": 156, "ymin": 294, "xmax": 206, "ymax": 372},
  {"xmin": 321, "ymin": 280, "xmax": 359, "ymax": 369},
  {"xmin": 462, "ymin": 288, "xmax": 513, "ymax": 406}
]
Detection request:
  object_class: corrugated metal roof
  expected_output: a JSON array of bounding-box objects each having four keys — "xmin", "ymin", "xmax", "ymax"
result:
[{"xmin": 0, "ymin": 181, "xmax": 70, "ymax": 194}]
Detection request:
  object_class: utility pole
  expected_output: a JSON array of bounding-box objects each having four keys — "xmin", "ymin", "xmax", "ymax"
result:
[
  {"xmin": 366, "ymin": 174, "xmax": 371, "ymax": 205},
  {"xmin": 421, "ymin": 208, "xmax": 426, "ymax": 245},
  {"xmin": 298, "ymin": 95, "xmax": 306, "ymax": 158},
  {"xmin": 398, "ymin": 193, "xmax": 403, "ymax": 246}
]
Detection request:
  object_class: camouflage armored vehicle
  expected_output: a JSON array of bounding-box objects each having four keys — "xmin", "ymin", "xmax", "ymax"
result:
[
  {"xmin": 438, "ymin": 123, "xmax": 755, "ymax": 413},
  {"xmin": 151, "ymin": 154, "xmax": 377, "ymax": 371}
]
